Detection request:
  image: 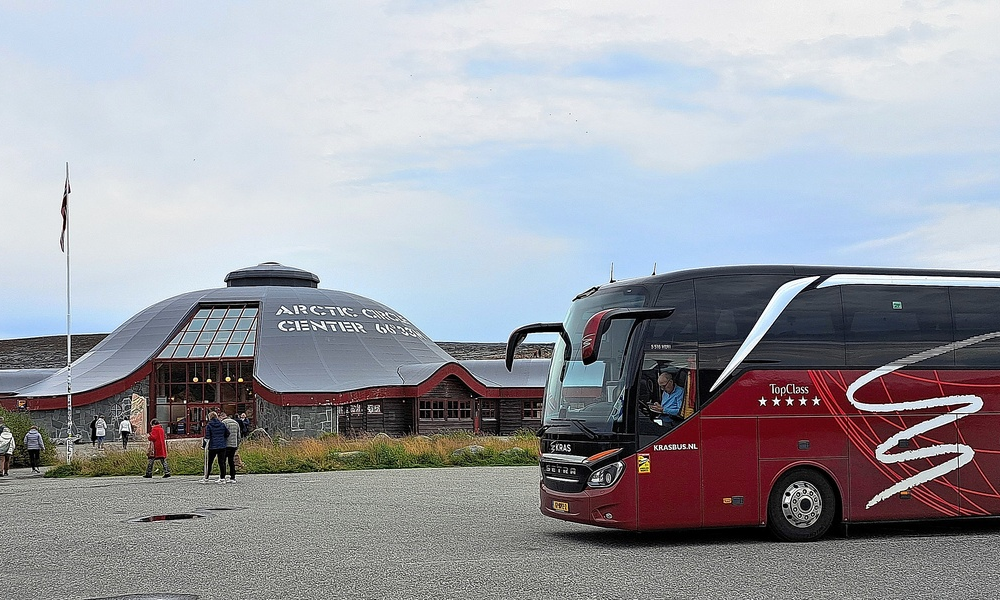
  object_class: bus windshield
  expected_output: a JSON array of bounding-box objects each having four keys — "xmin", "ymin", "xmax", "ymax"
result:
[{"xmin": 543, "ymin": 286, "xmax": 647, "ymax": 433}]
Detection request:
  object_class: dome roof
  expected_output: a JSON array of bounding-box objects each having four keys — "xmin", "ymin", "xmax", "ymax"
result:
[
  {"xmin": 224, "ymin": 262, "xmax": 320, "ymax": 288},
  {"xmin": 13, "ymin": 270, "xmax": 454, "ymax": 398}
]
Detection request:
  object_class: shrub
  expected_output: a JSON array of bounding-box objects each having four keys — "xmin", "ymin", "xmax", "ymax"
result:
[{"xmin": 367, "ymin": 439, "xmax": 415, "ymax": 469}]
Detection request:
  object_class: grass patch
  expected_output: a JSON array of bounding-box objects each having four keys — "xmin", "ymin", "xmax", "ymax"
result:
[{"xmin": 44, "ymin": 432, "xmax": 539, "ymax": 478}]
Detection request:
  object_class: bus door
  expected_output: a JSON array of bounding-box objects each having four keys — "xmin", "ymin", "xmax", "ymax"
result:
[{"xmin": 634, "ymin": 343, "xmax": 702, "ymax": 530}]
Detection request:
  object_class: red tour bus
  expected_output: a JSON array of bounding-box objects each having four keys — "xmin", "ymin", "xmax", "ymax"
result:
[{"xmin": 506, "ymin": 265, "xmax": 1000, "ymax": 541}]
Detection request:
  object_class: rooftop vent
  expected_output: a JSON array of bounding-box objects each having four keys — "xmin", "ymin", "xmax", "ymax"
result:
[{"xmin": 224, "ymin": 262, "xmax": 320, "ymax": 288}]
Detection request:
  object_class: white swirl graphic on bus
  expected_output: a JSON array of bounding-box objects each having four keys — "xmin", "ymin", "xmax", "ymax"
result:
[
  {"xmin": 846, "ymin": 332, "xmax": 1000, "ymax": 508},
  {"xmin": 709, "ymin": 273, "xmax": 1000, "ymax": 508}
]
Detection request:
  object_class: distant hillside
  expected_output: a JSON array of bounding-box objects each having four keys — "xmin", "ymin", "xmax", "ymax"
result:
[
  {"xmin": 436, "ymin": 342, "xmax": 551, "ymax": 361},
  {"xmin": 0, "ymin": 334, "xmax": 110, "ymax": 369},
  {"xmin": 0, "ymin": 335, "xmax": 551, "ymax": 370}
]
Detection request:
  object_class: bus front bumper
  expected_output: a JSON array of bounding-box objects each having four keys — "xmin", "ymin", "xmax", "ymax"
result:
[{"xmin": 540, "ymin": 480, "xmax": 637, "ymax": 530}]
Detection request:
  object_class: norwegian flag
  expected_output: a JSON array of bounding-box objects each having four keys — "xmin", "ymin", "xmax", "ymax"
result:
[{"xmin": 60, "ymin": 164, "xmax": 70, "ymax": 252}]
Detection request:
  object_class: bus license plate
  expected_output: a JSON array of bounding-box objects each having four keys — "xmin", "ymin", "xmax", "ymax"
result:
[{"xmin": 552, "ymin": 501, "xmax": 569, "ymax": 513}]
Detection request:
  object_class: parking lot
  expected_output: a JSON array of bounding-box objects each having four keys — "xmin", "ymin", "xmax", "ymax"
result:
[{"xmin": 5, "ymin": 466, "xmax": 1000, "ymax": 599}]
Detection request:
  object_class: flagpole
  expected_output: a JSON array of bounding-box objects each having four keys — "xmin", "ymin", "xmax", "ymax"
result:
[{"xmin": 62, "ymin": 163, "xmax": 73, "ymax": 464}]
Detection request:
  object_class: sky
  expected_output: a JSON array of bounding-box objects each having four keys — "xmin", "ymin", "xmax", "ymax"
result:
[{"xmin": 1, "ymin": 1, "xmax": 999, "ymax": 343}]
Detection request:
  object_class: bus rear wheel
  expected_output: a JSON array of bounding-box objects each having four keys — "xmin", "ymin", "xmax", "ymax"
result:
[{"xmin": 767, "ymin": 468, "xmax": 836, "ymax": 542}]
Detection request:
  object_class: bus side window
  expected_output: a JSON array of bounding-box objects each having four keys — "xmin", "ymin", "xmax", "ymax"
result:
[
  {"xmin": 714, "ymin": 311, "xmax": 738, "ymax": 338},
  {"xmin": 653, "ymin": 280, "xmax": 697, "ymax": 343},
  {"xmin": 752, "ymin": 286, "xmax": 846, "ymax": 367},
  {"xmin": 842, "ymin": 285, "xmax": 953, "ymax": 367},
  {"xmin": 695, "ymin": 274, "xmax": 789, "ymax": 370},
  {"xmin": 952, "ymin": 287, "xmax": 1000, "ymax": 367},
  {"xmin": 638, "ymin": 353, "xmax": 697, "ymax": 422}
]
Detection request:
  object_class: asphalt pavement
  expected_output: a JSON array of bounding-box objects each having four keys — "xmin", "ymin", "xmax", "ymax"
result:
[{"xmin": 4, "ymin": 466, "xmax": 1000, "ymax": 599}]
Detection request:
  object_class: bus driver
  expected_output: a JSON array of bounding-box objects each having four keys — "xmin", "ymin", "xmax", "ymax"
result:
[{"xmin": 651, "ymin": 372, "xmax": 684, "ymax": 421}]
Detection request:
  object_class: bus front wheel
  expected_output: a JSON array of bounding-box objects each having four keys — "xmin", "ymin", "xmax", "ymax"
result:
[{"xmin": 767, "ymin": 468, "xmax": 836, "ymax": 542}]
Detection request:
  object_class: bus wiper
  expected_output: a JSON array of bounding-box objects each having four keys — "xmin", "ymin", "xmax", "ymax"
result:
[
  {"xmin": 565, "ymin": 418, "xmax": 598, "ymax": 440},
  {"xmin": 541, "ymin": 418, "xmax": 599, "ymax": 439}
]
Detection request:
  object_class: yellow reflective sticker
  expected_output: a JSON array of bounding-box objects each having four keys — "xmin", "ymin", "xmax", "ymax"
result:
[{"xmin": 637, "ymin": 453, "xmax": 650, "ymax": 474}]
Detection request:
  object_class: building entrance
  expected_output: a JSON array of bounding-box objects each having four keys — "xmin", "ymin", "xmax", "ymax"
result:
[{"xmin": 151, "ymin": 360, "xmax": 255, "ymax": 437}]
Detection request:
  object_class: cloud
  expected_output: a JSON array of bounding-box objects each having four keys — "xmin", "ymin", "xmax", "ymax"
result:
[
  {"xmin": 845, "ymin": 204, "xmax": 1000, "ymax": 270},
  {"xmin": 2, "ymin": 1, "xmax": 1000, "ymax": 341}
]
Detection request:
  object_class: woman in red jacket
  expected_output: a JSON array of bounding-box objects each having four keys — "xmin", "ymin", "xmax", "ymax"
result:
[{"xmin": 143, "ymin": 419, "xmax": 171, "ymax": 478}]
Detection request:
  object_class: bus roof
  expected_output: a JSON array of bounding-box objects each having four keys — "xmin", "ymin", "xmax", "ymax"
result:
[{"xmin": 579, "ymin": 264, "xmax": 1000, "ymax": 298}]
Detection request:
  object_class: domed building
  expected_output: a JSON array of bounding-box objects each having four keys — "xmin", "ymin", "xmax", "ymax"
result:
[{"xmin": 0, "ymin": 263, "xmax": 547, "ymax": 440}]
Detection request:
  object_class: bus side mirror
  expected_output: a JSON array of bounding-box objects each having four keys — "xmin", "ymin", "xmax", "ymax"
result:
[
  {"xmin": 580, "ymin": 307, "xmax": 675, "ymax": 366},
  {"xmin": 505, "ymin": 322, "xmax": 568, "ymax": 371}
]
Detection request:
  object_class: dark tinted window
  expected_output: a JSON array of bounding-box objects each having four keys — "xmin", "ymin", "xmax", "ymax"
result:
[
  {"xmin": 842, "ymin": 286, "xmax": 953, "ymax": 367},
  {"xmin": 652, "ymin": 280, "xmax": 697, "ymax": 344},
  {"xmin": 695, "ymin": 275, "xmax": 788, "ymax": 370},
  {"xmin": 752, "ymin": 286, "xmax": 845, "ymax": 366},
  {"xmin": 952, "ymin": 287, "xmax": 1000, "ymax": 367},
  {"xmin": 565, "ymin": 286, "xmax": 647, "ymax": 340}
]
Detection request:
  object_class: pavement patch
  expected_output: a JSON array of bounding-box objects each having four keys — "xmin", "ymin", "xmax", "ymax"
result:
[
  {"xmin": 87, "ymin": 596, "xmax": 198, "ymax": 600},
  {"xmin": 128, "ymin": 513, "xmax": 207, "ymax": 523}
]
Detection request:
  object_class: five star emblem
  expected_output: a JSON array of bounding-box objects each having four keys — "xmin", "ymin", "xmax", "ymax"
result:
[{"xmin": 756, "ymin": 394, "xmax": 824, "ymax": 408}]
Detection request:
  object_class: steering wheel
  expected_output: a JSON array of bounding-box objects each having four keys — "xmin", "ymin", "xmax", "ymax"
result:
[{"xmin": 636, "ymin": 396, "xmax": 656, "ymax": 418}]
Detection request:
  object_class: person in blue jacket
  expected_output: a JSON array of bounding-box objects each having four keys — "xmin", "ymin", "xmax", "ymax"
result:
[
  {"xmin": 651, "ymin": 372, "xmax": 685, "ymax": 421},
  {"xmin": 202, "ymin": 411, "xmax": 230, "ymax": 483}
]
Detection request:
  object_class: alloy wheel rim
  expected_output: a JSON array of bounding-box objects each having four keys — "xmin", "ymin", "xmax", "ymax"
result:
[{"xmin": 781, "ymin": 480, "xmax": 823, "ymax": 528}]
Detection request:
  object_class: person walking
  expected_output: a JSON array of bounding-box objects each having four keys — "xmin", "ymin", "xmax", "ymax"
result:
[
  {"xmin": 95, "ymin": 415, "xmax": 107, "ymax": 450},
  {"xmin": 89, "ymin": 416, "xmax": 98, "ymax": 446},
  {"xmin": 220, "ymin": 412, "xmax": 240, "ymax": 482},
  {"xmin": 201, "ymin": 411, "xmax": 229, "ymax": 484},
  {"xmin": 119, "ymin": 418, "xmax": 133, "ymax": 450},
  {"xmin": 143, "ymin": 419, "xmax": 171, "ymax": 478},
  {"xmin": 0, "ymin": 419, "xmax": 15, "ymax": 476},
  {"xmin": 23, "ymin": 425, "xmax": 45, "ymax": 474}
]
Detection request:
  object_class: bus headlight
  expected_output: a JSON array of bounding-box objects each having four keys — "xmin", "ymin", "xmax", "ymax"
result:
[{"xmin": 588, "ymin": 461, "xmax": 625, "ymax": 488}]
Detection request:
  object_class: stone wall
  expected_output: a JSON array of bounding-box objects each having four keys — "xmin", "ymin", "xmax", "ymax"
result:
[
  {"xmin": 255, "ymin": 395, "xmax": 338, "ymax": 439},
  {"xmin": 22, "ymin": 379, "xmax": 150, "ymax": 444}
]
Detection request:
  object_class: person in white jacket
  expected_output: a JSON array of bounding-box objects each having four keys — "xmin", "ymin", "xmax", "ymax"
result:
[
  {"xmin": 0, "ymin": 417, "xmax": 15, "ymax": 477},
  {"xmin": 95, "ymin": 415, "xmax": 107, "ymax": 450},
  {"xmin": 119, "ymin": 418, "xmax": 133, "ymax": 450}
]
